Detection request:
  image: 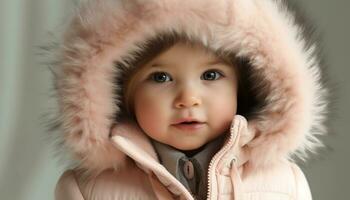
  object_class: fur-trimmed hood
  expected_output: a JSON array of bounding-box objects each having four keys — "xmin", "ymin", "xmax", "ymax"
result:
[{"xmin": 50, "ymin": 0, "xmax": 328, "ymax": 174}]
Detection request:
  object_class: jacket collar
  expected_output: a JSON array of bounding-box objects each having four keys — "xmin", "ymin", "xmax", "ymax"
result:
[
  {"xmin": 151, "ymin": 133, "xmax": 225, "ymax": 181},
  {"xmin": 110, "ymin": 115, "xmax": 252, "ymax": 197},
  {"xmin": 111, "ymin": 115, "xmax": 251, "ymax": 169}
]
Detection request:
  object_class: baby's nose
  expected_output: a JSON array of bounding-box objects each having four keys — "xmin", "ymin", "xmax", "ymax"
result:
[
  {"xmin": 174, "ymin": 85, "xmax": 202, "ymax": 108},
  {"xmin": 175, "ymin": 96, "xmax": 201, "ymax": 108}
]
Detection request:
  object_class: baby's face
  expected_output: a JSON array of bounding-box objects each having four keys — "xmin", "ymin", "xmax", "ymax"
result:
[{"xmin": 132, "ymin": 42, "xmax": 238, "ymax": 150}]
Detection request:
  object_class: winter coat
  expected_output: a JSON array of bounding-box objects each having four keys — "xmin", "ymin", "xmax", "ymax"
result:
[
  {"xmin": 50, "ymin": 0, "xmax": 328, "ymax": 199},
  {"xmin": 55, "ymin": 115, "xmax": 314, "ymax": 200}
]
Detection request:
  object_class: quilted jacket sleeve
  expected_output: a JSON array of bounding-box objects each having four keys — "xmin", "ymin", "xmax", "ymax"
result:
[
  {"xmin": 291, "ymin": 163, "xmax": 313, "ymax": 200},
  {"xmin": 55, "ymin": 170, "xmax": 85, "ymax": 200}
]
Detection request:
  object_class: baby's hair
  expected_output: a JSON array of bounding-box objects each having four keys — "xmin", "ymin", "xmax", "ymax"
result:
[{"xmin": 115, "ymin": 33, "xmax": 259, "ymax": 122}]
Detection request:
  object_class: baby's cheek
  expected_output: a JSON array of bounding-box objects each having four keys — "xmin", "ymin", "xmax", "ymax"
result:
[
  {"xmin": 136, "ymin": 102, "xmax": 157, "ymax": 125},
  {"xmin": 134, "ymin": 98, "xmax": 166, "ymax": 138},
  {"xmin": 216, "ymin": 91, "xmax": 237, "ymax": 113},
  {"xmin": 211, "ymin": 93, "xmax": 237, "ymax": 128}
]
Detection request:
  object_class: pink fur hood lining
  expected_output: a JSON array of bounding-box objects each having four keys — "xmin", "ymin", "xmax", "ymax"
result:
[{"xmin": 50, "ymin": 0, "xmax": 328, "ymax": 173}]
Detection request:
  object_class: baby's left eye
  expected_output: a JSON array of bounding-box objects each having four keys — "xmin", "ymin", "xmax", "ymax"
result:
[{"xmin": 201, "ymin": 70, "xmax": 223, "ymax": 81}]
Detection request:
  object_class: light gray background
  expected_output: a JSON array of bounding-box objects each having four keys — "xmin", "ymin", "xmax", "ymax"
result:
[{"xmin": 0, "ymin": 0, "xmax": 348, "ymax": 199}]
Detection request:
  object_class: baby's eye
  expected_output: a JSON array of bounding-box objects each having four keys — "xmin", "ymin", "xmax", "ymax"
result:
[
  {"xmin": 201, "ymin": 70, "xmax": 223, "ymax": 81},
  {"xmin": 150, "ymin": 72, "xmax": 172, "ymax": 83}
]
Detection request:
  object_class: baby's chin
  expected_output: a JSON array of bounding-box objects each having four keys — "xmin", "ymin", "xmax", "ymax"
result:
[{"xmin": 169, "ymin": 140, "xmax": 208, "ymax": 152}]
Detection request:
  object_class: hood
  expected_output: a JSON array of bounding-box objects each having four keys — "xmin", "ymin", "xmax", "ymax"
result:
[{"xmin": 49, "ymin": 0, "xmax": 328, "ymax": 173}]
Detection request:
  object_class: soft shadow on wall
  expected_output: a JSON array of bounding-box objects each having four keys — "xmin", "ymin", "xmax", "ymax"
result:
[{"xmin": 0, "ymin": 1, "xmax": 73, "ymax": 200}]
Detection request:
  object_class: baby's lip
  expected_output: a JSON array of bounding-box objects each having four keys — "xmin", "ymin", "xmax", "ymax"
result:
[
  {"xmin": 171, "ymin": 118, "xmax": 206, "ymax": 132},
  {"xmin": 172, "ymin": 118, "xmax": 205, "ymax": 125}
]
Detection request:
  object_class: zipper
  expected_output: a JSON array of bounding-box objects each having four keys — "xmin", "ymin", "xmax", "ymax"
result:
[{"xmin": 206, "ymin": 119, "xmax": 240, "ymax": 200}]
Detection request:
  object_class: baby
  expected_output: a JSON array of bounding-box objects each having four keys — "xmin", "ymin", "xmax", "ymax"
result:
[
  {"xmin": 121, "ymin": 39, "xmax": 239, "ymax": 199},
  {"xmin": 53, "ymin": 1, "xmax": 327, "ymax": 200}
]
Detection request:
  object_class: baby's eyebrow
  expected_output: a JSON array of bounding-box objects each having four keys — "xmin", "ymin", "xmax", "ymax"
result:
[
  {"xmin": 204, "ymin": 59, "xmax": 231, "ymax": 67},
  {"xmin": 150, "ymin": 63, "xmax": 166, "ymax": 68},
  {"xmin": 206, "ymin": 59, "xmax": 226, "ymax": 66}
]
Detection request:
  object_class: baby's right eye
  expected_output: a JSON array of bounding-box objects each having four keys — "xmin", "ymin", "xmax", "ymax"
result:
[{"xmin": 150, "ymin": 72, "xmax": 172, "ymax": 83}]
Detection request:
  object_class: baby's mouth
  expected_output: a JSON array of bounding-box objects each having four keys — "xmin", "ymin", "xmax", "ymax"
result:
[
  {"xmin": 180, "ymin": 121, "xmax": 199, "ymax": 124},
  {"xmin": 172, "ymin": 120, "xmax": 206, "ymax": 131},
  {"xmin": 172, "ymin": 117, "xmax": 205, "ymax": 125}
]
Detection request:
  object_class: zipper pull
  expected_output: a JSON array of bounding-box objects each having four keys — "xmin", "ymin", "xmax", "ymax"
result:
[{"xmin": 229, "ymin": 156, "xmax": 238, "ymax": 168}]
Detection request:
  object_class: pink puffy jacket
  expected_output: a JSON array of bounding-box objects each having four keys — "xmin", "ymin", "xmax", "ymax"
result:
[
  {"xmin": 55, "ymin": 116, "xmax": 313, "ymax": 199},
  {"xmin": 50, "ymin": 0, "xmax": 328, "ymax": 199}
]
